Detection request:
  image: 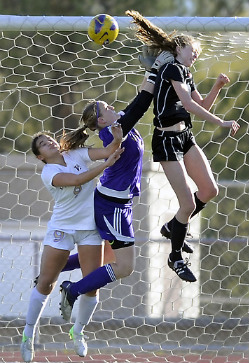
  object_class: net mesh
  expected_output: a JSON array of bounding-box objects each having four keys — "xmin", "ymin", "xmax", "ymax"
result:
[{"xmin": 0, "ymin": 16, "xmax": 249, "ymax": 361}]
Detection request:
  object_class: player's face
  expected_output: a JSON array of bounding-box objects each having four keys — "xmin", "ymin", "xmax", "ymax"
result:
[
  {"xmin": 98, "ymin": 101, "xmax": 120, "ymax": 126},
  {"xmin": 36, "ymin": 135, "xmax": 60, "ymax": 160},
  {"xmin": 176, "ymin": 43, "xmax": 199, "ymax": 67}
]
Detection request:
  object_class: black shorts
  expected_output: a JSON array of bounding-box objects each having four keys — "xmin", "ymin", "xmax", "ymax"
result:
[{"xmin": 152, "ymin": 127, "xmax": 196, "ymax": 162}]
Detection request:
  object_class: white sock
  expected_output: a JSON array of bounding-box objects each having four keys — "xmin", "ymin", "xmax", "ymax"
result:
[
  {"xmin": 73, "ymin": 294, "xmax": 99, "ymax": 335},
  {"xmin": 24, "ymin": 287, "xmax": 49, "ymax": 338}
]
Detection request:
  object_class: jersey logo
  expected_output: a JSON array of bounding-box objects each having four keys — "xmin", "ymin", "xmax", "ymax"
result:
[
  {"xmin": 73, "ymin": 185, "xmax": 82, "ymax": 196},
  {"xmin": 103, "ymin": 213, "xmax": 134, "ymax": 242},
  {"xmin": 74, "ymin": 164, "xmax": 81, "ymax": 171},
  {"xmin": 53, "ymin": 230, "xmax": 65, "ymax": 242}
]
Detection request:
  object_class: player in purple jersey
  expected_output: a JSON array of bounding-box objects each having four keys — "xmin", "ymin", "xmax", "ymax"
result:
[
  {"xmin": 58, "ymin": 50, "xmax": 173, "ymax": 322},
  {"xmin": 126, "ymin": 10, "xmax": 240, "ymax": 283}
]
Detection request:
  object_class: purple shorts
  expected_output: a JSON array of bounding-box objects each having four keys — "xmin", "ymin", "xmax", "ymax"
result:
[{"xmin": 94, "ymin": 190, "xmax": 135, "ymax": 249}]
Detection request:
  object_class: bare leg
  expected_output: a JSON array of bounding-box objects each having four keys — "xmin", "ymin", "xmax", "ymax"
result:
[
  {"xmin": 184, "ymin": 144, "xmax": 218, "ymax": 203},
  {"xmin": 77, "ymin": 244, "xmax": 103, "ymax": 297},
  {"xmin": 37, "ymin": 246, "xmax": 70, "ymax": 295},
  {"xmin": 111, "ymin": 245, "xmax": 135, "ymax": 279},
  {"xmin": 160, "ymin": 159, "xmax": 195, "ymax": 224}
]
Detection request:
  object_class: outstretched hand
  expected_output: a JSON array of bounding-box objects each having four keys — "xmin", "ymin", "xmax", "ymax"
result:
[
  {"xmin": 151, "ymin": 50, "xmax": 174, "ymax": 71},
  {"xmin": 138, "ymin": 45, "xmax": 174, "ymax": 72},
  {"xmin": 111, "ymin": 122, "xmax": 123, "ymax": 143},
  {"xmin": 222, "ymin": 120, "xmax": 240, "ymax": 137},
  {"xmin": 106, "ymin": 147, "xmax": 125, "ymax": 167},
  {"xmin": 138, "ymin": 45, "xmax": 158, "ymax": 71}
]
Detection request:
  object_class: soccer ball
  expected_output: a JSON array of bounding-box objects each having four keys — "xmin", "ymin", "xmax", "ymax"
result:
[{"xmin": 88, "ymin": 14, "xmax": 119, "ymax": 46}]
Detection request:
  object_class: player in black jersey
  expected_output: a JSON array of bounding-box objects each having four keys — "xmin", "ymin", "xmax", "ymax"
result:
[{"xmin": 126, "ymin": 10, "xmax": 240, "ymax": 283}]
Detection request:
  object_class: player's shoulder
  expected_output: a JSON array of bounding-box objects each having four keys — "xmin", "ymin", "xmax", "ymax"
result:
[
  {"xmin": 160, "ymin": 61, "xmax": 181, "ymax": 73},
  {"xmin": 63, "ymin": 148, "xmax": 88, "ymax": 157},
  {"xmin": 166, "ymin": 61, "xmax": 191, "ymax": 78},
  {"xmin": 99, "ymin": 125, "xmax": 113, "ymax": 141},
  {"xmin": 63, "ymin": 148, "xmax": 91, "ymax": 164}
]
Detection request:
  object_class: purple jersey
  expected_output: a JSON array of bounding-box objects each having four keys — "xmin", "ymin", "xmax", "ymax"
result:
[
  {"xmin": 97, "ymin": 126, "xmax": 144, "ymax": 199},
  {"xmin": 94, "ymin": 90, "xmax": 152, "ymax": 245},
  {"xmin": 96, "ymin": 90, "xmax": 153, "ymax": 200}
]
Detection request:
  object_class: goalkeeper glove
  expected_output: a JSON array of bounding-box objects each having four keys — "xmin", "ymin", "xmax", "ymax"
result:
[
  {"xmin": 151, "ymin": 50, "xmax": 174, "ymax": 71},
  {"xmin": 138, "ymin": 45, "xmax": 158, "ymax": 71},
  {"xmin": 147, "ymin": 50, "xmax": 174, "ymax": 84}
]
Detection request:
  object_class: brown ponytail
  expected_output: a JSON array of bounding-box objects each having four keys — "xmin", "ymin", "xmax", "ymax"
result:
[
  {"xmin": 80, "ymin": 100, "xmax": 101, "ymax": 131},
  {"xmin": 59, "ymin": 100, "xmax": 102, "ymax": 152},
  {"xmin": 59, "ymin": 125, "xmax": 89, "ymax": 152},
  {"xmin": 125, "ymin": 10, "xmax": 201, "ymax": 57}
]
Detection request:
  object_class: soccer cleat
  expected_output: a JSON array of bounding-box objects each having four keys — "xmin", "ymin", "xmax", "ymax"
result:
[
  {"xmin": 160, "ymin": 223, "xmax": 194, "ymax": 253},
  {"xmin": 20, "ymin": 332, "xmax": 34, "ymax": 363},
  {"xmin": 168, "ymin": 257, "xmax": 197, "ymax": 282},
  {"xmin": 60, "ymin": 281, "xmax": 76, "ymax": 322},
  {"xmin": 69, "ymin": 326, "xmax": 88, "ymax": 357},
  {"xmin": 33, "ymin": 275, "xmax": 39, "ymax": 287},
  {"xmin": 182, "ymin": 241, "xmax": 194, "ymax": 254}
]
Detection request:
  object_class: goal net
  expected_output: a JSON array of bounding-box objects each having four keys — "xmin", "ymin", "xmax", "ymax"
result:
[{"xmin": 0, "ymin": 15, "xmax": 249, "ymax": 362}]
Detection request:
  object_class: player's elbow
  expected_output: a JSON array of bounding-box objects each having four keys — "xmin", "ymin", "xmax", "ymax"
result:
[
  {"xmin": 74, "ymin": 175, "xmax": 85, "ymax": 186},
  {"xmin": 182, "ymin": 99, "xmax": 193, "ymax": 113}
]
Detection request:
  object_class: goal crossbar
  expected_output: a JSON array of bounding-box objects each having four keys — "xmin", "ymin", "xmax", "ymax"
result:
[{"xmin": 0, "ymin": 15, "xmax": 249, "ymax": 32}]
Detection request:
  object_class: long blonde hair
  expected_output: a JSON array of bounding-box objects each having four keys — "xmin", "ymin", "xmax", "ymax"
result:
[{"xmin": 126, "ymin": 10, "xmax": 201, "ymax": 57}]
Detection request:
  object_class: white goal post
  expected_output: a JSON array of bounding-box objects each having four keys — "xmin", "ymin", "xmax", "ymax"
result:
[
  {"xmin": 0, "ymin": 14, "xmax": 249, "ymax": 31},
  {"xmin": 0, "ymin": 14, "xmax": 249, "ymax": 362}
]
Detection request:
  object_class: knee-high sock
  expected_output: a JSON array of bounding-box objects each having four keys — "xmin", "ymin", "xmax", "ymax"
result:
[
  {"xmin": 24, "ymin": 287, "xmax": 49, "ymax": 338},
  {"xmin": 73, "ymin": 294, "xmax": 99, "ymax": 335},
  {"xmin": 170, "ymin": 217, "xmax": 188, "ymax": 261},
  {"xmin": 61, "ymin": 253, "xmax": 80, "ymax": 272},
  {"xmin": 190, "ymin": 192, "xmax": 206, "ymax": 218},
  {"xmin": 167, "ymin": 192, "xmax": 206, "ymax": 231},
  {"xmin": 69, "ymin": 264, "xmax": 116, "ymax": 299}
]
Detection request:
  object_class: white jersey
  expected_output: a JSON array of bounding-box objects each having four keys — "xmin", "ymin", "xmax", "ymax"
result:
[{"xmin": 41, "ymin": 148, "xmax": 96, "ymax": 231}]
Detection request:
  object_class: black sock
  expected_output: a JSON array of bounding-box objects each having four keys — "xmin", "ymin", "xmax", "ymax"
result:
[
  {"xmin": 167, "ymin": 192, "xmax": 206, "ymax": 231},
  {"xmin": 191, "ymin": 192, "xmax": 206, "ymax": 218},
  {"xmin": 169, "ymin": 217, "xmax": 188, "ymax": 261}
]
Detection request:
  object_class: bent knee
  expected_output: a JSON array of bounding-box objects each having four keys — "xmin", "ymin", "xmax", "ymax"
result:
[
  {"xmin": 119, "ymin": 268, "xmax": 134, "ymax": 279},
  {"xmin": 123, "ymin": 265, "xmax": 134, "ymax": 277},
  {"xmin": 212, "ymin": 184, "xmax": 219, "ymax": 198},
  {"xmin": 206, "ymin": 184, "xmax": 219, "ymax": 200},
  {"xmin": 180, "ymin": 199, "xmax": 196, "ymax": 217},
  {"xmin": 37, "ymin": 278, "xmax": 56, "ymax": 295},
  {"xmin": 114, "ymin": 264, "xmax": 134, "ymax": 279}
]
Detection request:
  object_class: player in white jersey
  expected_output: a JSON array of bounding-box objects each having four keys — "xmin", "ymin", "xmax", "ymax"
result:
[{"xmin": 20, "ymin": 125, "xmax": 123, "ymax": 362}]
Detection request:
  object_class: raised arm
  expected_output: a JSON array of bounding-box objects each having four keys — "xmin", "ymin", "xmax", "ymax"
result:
[
  {"xmin": 191, "ymin": 73, "xmax": 230, "ymax": 111},
  {"xmin": 52, "ymin": 147, "xmax": 124, "ymax": 187},
  {"xmin": 119, "ymin": 49, "xmax": 174, "ymax": 136},
  {"xmin": 172, "ymin": 80, "xmax": 240, "ymax": 136},
  {"xmin": 88, "ymin": 123, "xmax": 123, "ymax": 161}
]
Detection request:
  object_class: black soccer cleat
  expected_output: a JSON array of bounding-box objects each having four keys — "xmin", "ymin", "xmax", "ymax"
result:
[
  {"xmin": 182, "ymin": 241, "xmax": 194, "ymax": 254},
  {"xmin": 160, "ymin": 224, "xmax": 194, "ymax": 253},
  {"xmin": 33, "ymin": 275, "xmax": 39, "ymax": 287},
  {"xmin": 168, "ymin": 257, "xmax": 197, "ymax": 282},
  {"xmin": 59, "ymin": 280, "xmax": 76, "ymax": 322}
]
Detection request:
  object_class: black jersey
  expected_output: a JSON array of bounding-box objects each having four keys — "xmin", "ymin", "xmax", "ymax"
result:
[{"xmin": 153, "ymin": 60, "xmax": 196, "ymax": 128}]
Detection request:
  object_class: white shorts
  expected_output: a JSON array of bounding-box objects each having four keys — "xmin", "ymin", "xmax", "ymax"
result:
[{"xmin": 43, "ymin": 229, "xmax": 102, "ymax": 251}]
